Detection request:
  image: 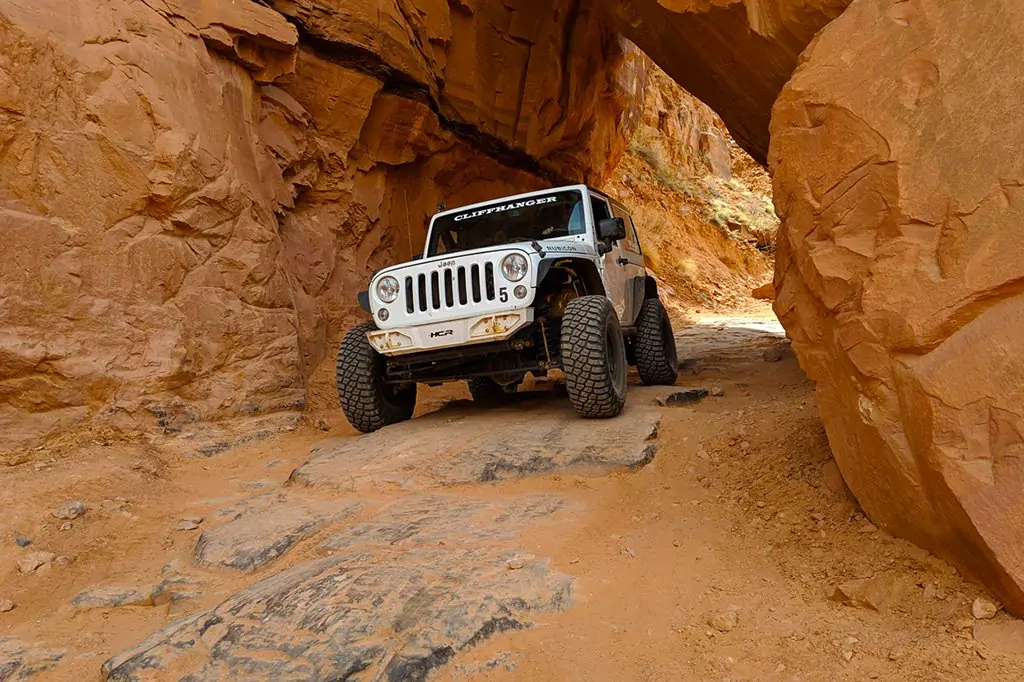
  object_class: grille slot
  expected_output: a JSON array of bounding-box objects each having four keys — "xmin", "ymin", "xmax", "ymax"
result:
[
  {"xmin": 457, "ymin": 267, "xmax": 468, "ymax": 305},
  {"xmin": 484, "ymin": 262, "xmax": 495, "ymax": 301},
  {"xmin": 443, "ymin": 269, "xmax": 455, "ymax": 308},
  {"xmin": 470, "ymin": 265, "xmax": 482, "ymax": 303},
  {"xmin": 417, "ymin": 274, "xmax": 428, "ymax": 312},
  {"xmin": 430, "ymin": 271, "xmax": 441, "ymax": 310}
]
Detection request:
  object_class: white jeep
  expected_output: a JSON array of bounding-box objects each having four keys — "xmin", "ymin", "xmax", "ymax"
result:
[{"xmin": 337, "ymin": 184, "xmax": 679, "ymax": 433}]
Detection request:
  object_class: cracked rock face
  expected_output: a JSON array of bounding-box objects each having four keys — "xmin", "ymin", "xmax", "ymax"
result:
[
  {"xmin": 194, "ymin": 499, "xmax": 361, "ymax": 571},
  {"xmin": 770, "ymin": 0, "xmax": 1024, "ymax": 615},
  {"xmin": 0, "ymin": 638, "xmax": 65, "ymax": 680},
  {"xmin": 290, "ymin": 400, "xmax": 660, "ymax": 491},
  {"xmin": 103, "ymin": 546, "xmax": 572, "ymax": 680}
]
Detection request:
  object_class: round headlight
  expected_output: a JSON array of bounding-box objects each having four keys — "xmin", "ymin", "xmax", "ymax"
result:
[
  {"xmin": 500, "ymin": 253, "xmax": 529, "ymax": 282},
  {"xmin": 375, "ymin": 276, "xmax": 400, "ymax": 304}
]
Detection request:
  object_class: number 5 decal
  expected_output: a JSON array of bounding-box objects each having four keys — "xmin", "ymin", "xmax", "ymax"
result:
[{"xmin": 499, "ymin": 288, "xmax": 509, "ymax": 303}]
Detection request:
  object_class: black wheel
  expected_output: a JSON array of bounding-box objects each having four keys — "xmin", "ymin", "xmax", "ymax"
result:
[
  {"xmin": 336, "ymin": 322, "xmax": 416, "ymax": 433},
  {"xmin": 560, "ymin": 296, "xmax": 628, "ymax": 418},
  {"xmin": 468, "ymin": 377, "xmax": 517, "ymax": 406},
  {"xmin": 635, "ymin": 297, "xmax": 679, "ymax": 386}
]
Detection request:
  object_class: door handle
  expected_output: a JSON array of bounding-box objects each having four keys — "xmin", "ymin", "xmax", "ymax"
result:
[{"xmin": 616, "ymin": 257, "xmax": 629, "ymax": 266}]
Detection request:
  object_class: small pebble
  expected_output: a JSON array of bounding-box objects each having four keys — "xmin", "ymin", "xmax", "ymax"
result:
[
  {"xmin": 707, "ymin": 611, "xmax": 739, "ymax": 633},
  {"xmin": 60, "ymin": 522, "xmax": 73, "ymax": 532},
  {"xmin": 711, "ymin": 386, "xmax": 725, "ymax": 397},
  {"xmin": 0, "ymin": 599, "xmax": 14, "ymax": 613},
  {"xmin": 175, "ymin": 520, "xmax": 201, "ymax": 532},
  {"xmin": 18, "ymin": 551, "xmax": 56, "ymax": 574},
  {"xmin": 52, "ymin": 501, "xmax": 86, "ymax": 520},
  {"xmin": 14, "ymin": 536, "xmax": 32, "ymax": 548},
  {"xmin": 972, "ymin": 597, "xmax": 999, "ymax": 620}
]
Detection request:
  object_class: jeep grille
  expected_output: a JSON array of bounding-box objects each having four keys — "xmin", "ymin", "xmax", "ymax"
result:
[{"xmin": 405, "ymin": 263, "xmax": 496, "ymax": 313}]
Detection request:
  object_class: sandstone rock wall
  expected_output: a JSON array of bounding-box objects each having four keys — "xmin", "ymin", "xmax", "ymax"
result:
[
  {"xmin": 771, "ymin": 0, "xmax": 1024, "ymax": 614},
  {"xmin": 0, "ymin": 0, "xmax": 646, "ymax": 454}
]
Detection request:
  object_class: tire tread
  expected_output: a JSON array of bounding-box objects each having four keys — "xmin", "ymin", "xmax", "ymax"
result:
[
  {"xmin": 635, "ymin": 298, "xmax": 679, "ymax": 386},
  {"xmin": 560, "ymin": 296, "xmax": 627, "ymax": 419},
  {"xmin": 336, "ymin": 322, "xmax": 415, "ymax": 433}
]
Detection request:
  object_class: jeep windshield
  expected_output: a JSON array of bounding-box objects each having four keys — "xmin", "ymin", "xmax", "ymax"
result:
[{"xmin": 428, "ymin": 189, "xmax": 585, "ymax": 256}]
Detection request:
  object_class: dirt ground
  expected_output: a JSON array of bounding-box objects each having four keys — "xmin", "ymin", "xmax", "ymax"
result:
[{"xmin": 3, "ymin": 303, "xmax": 1023, "ymax": 681}]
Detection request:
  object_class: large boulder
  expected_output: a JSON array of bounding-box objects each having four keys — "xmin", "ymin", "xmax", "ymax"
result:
[{"xmin": 771, "ymin": 0, "xmax": 1024, "ymax": 613}]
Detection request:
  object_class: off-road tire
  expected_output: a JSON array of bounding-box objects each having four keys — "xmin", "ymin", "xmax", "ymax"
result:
[
  {"xmin": 468, "ymin": 377, "xmax": 516, "ymax": 406},
  {"xmin": 336, "ymin": 322, "xmax": 417, "ymax": 433},
  {"xmin": 560, "ymin": 296, "xmax": 628, "ymax": 419},
  {"xmin": 635, "ymin": 297, "xmax": 679, "ymax": 386}
]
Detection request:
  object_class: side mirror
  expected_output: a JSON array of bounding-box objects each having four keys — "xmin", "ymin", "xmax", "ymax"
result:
[{"xmin": 598, "ymin": 217, "xmax": 626, "ymax": 242}]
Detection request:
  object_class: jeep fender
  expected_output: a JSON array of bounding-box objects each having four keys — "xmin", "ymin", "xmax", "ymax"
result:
[
  {"xmin": 357, "ymin": 290, "xmax": 371, "ymax": 313},
  {"xmin": 536, "ymin": 257, "xmax": 606, "ymax": 296},
  {"xmin": 644, "ymin": 275, "xmax": 658, "ymax": 300}
]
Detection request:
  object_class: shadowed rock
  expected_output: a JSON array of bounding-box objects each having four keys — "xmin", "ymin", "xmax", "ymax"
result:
[
  {"xmin": 290, "ymin": 401, "xmax": 660, "ymax": 492},
  {"xmin": 0, "ymin": 639, "xmax": 65, "ymax": 680},
  {"xmin": 320, "ymin": 494, "xmax": 567, "ymax": 552},
  {"xmin": 194, "ymin": 500, "xmax": 361, "ymax": 571},
  {"xmin": 653, "ymin": 389, "xmax": 709, "ymax": 407},
  {"xmin": 101, "ymin": 548, "xmax": 572, "ymax": 681}
]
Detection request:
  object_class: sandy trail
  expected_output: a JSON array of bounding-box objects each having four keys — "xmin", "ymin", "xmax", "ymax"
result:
[{"xmin": 2, "ymin": 305, "xmax": 1021, "ymax": 680}]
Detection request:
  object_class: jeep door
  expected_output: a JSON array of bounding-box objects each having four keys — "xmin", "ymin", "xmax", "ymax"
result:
[
  {"xmin": 610, "ymin": 202, "xmax": 646, "ymax": 326},
  {"xmin": 591, "ymin": 194, "xmax": 632, "ymax": 323}
]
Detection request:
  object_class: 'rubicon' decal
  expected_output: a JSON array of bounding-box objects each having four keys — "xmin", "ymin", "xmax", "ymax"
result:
[{"xmin": 453, "ymin": 196, "xmax": 558, "ymax": 222}]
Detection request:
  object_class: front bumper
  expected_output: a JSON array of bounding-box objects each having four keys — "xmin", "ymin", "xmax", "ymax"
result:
[{"xmin": 367, "ymin": 309, "xmax": 535, "ymax": 356}]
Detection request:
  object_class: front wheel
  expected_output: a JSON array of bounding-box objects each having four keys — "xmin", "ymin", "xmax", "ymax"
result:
[
  {"xmin": 336, "ymin": 322, "xmax": 417, "ymax": 433},
  {"xmin": 635, "ymin": 297, "xmax": 679, "ymax": 386},
  {"xmin": 560, "ymin": 296, "xmax": 628, "ymax": 419}
]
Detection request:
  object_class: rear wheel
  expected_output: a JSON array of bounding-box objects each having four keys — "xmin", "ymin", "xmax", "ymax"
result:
[
  {"xmin": 336, "ymin": 322, "xmax": 417, "ymax": 433},
  {"xmin": 560, "ymin": 296, "xmax": 628, "ymax": 418},
  {"xmin": 635, "ymin": 297, "xmax": 679, "ymax": 386},
  {"xmin": 468, "ymin": 377, "xmax": 518, "ymax": 406}
]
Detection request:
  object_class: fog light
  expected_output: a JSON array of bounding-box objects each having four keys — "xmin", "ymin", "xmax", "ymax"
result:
[
  {"xmin": 513, "ymin": 285, "xmax": 528, "ymax": 300},
  {"xmin": 377, "ymin": 309, "xmax": 390, "ymax": 321}
]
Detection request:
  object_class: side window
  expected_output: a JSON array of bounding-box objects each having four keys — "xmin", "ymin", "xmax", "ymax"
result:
[
  {"xmin": 591, "ymin": 196, "xmax": 612, "ymax": 225},
  {"xmin": 612, "ymin": 204, "xmax": 641, "ymax": 254},
  {"xmin": 568, "ymin": 201, "xmax": 586, "ymax": 235}
]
